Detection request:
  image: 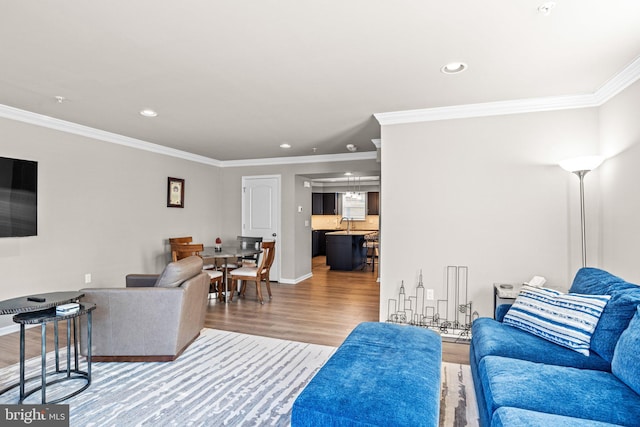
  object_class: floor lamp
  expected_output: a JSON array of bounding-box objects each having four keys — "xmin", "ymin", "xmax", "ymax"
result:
[{"xmin": 559, "ymin": 155, "xmax": 605, "ymax": 267}]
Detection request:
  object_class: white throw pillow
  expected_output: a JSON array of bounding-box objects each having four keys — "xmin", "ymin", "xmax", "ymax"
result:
[{"xmin": 503, "ymin": 285, "xmax": 610, "ymax": 356}]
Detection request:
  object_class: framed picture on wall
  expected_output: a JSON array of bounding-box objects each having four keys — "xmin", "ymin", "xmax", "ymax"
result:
[{"xmin": 167, "ymin": 177, "xmax": 185, "ymax": 208}]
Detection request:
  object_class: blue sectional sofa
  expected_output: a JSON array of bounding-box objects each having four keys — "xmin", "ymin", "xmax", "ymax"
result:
[
  {"xmin": 471, "ymin": 268, "xmax": 640, "ymax": 426},
  {"xmin": 292, "ymin": 322, "xmax": 442, "ymax": 427}
]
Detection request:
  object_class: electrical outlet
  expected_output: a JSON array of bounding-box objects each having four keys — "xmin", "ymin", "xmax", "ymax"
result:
[
  {"xmin": 426, "ymin": 289, "xmax": 434, "ymax": 300},
  {"xmin": 84, "ymin": 273, "xmax": 92, "ymax": 284}
]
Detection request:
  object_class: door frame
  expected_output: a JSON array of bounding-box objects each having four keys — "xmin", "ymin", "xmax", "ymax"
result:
[{"xmin": 241, "ymin": 174, "xmax": 281, "ymax": 282}]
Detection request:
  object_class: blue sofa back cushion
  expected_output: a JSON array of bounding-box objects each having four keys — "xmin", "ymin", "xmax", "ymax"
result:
[
  {"xmin": 611, "ymin": 306, "xmax": 640, "ymax": 395},
  {"xmin": 472, "ymin": 318, "xmax": 610, "ymax": 371},
  {"xmin": 570, "ymin": 268, "xmax": 640, "ymax": 363}
]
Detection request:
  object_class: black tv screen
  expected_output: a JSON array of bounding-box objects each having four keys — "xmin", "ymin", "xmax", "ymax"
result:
[{"xmin": 0, "ymin": 157, "xmax": 38, "ymax": 237}]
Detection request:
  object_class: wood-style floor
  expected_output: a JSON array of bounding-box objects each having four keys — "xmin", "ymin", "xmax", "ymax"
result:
[
  {"xmin": 206, "ymin": 256, "xmax": 470, "ymax": 364},
  {"xmin": 0, "ymin": 256, "xmax": 469, "ymax": 368}
]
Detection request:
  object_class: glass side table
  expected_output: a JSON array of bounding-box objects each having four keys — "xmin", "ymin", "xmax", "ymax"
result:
[
  {"xmin": 0, "ymin": 292, "xmax": 94, "ymax": 404},
  {"xmin": 493, "ymin": 283, "xmax": 522, "ymax": 319},
  {"xmin": 13, "ymin": 302, "xmax": 95, "ymax": 404}
]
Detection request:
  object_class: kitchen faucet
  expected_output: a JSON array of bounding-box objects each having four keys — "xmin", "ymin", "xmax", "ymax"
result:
[{"xmin": 340, "ymin": 217, "xmax": 351, "ymax": 233}]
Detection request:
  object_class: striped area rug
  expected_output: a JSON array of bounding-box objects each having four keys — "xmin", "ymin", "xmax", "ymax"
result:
[
  {"xmin": 0, "ymin": 329, "xmax": 478, "ymax": 426},
  {"xmin": 441, "ymin": 362, "xmax": 480, "ymax": 427}
]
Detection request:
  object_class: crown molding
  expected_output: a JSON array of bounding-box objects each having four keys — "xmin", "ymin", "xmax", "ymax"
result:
[
  {"xmin": 220, "ymin": 151, "xmax": 376, "ymax": 168},
  {"xmin": 0, "ymin": 103, "xmax": 223, "ymax": 167},
  {"xmin": 3, "ymin": 55, "xmax": 639, "ymax": 165},
  {"xmin": 375, "ymin": 55, "xmax": 640, "ymax": 126},
  {"xmin": 0, "ymin": 102, "xmax": 377, "ymax": 167},
  {"xmin": 374, "ymin": 93, "xmax": 598, "ymax": 126},
  {"xmin": 593, "ymin": 55, "xmax": 640, "ymax": 105}
]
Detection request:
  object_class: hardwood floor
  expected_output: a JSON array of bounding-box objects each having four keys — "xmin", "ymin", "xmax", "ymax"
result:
[
  {"xmin": 0, "ymin": 256, "xmax": 469, "ymax": 369},
  {"xmin": 206, "ymin": 256, "xmax": 470, "ymax": 364}
]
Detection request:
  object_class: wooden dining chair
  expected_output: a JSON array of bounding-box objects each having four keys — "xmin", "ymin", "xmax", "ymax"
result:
[
  {"xmin": 169, "ymin": 236, "xmax": 193, "ymax": 245},
  {"xmin": 171, "ymin": 243, "xmax": 223, "ymax": 300},
  {"xmin": 228, "ymin": 241, "xmax": 275, "ymax": 304},
  {"xmin": 171, "ymin": 243, "xmax": 203, "ymax": 262}
]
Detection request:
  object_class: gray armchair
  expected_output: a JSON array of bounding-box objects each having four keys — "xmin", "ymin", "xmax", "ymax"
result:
[{"xmin": 79, "ymin": 256, "xmax": 209, "ymax": 362}]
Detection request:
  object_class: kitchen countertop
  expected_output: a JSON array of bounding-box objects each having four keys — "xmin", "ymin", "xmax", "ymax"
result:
[{"xmin": 325, "ymin": 231, "xmax": 376, "ymax": 236}]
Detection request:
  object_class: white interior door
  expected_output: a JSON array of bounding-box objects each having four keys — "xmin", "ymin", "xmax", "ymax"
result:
[{"xmin": 242, "ymin": 175, "xmax": 281, "ymax": 281}]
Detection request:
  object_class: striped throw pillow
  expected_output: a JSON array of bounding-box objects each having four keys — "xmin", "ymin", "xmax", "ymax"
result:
[{"xmin": 503, "ymin": 285, "xmax": 610, "ymax": 356}]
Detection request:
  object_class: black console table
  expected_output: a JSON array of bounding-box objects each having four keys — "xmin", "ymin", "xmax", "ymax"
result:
[{"xmin": 0, "ymin": 291, "xmax": 94, "ymax": 404}]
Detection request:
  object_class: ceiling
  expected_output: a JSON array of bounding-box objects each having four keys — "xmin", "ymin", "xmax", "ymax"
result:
[{"xmin": 1, "ymin": 1, "xmax": 640, "ymax": 162}]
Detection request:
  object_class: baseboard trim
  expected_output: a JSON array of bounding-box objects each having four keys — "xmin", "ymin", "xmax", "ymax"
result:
[
  {"xmin": 0, "ymin": 324, "xmax": 36, "ymax": 336},
  {"xmin": 278, "ymin": 273, "xmax": 313, "ymax": 285}
]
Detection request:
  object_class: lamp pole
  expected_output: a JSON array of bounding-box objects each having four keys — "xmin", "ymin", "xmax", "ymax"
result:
[
  {"xmin": 560, "ymin": 155, "xmax": 604, "ymax": 269},
  {"xmin": 574, "ymin": 170, "xmax": 589, "ymax": 268}
]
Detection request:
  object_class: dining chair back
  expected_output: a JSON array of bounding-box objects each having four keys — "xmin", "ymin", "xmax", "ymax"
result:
[
  {"xmin": 229, "ymin": 241, "xmax": 275, "ymax": 304},
  {"xmin": 172, "ymin": 243, "xmax": 204, "ymax": 262},
  {"xmin": 169, "ymin": 236, "xmax": 193, "ymax": 245},
  {"xmin": 171, "ymin": 242, "xmax": 223, "ymax": 300}
]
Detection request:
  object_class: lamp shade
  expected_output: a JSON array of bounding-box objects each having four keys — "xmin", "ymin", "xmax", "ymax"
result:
[{"xmin": 559, "ymin": 155, "xmax": 605, "ymax": 173}]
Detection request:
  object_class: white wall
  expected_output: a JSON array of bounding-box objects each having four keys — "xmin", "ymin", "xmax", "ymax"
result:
[
  {"xmin": 0, "ymin": 117, "xmax": 221, "ymax": 328},
  {"xmin": 380, "ymin": 108, "xmax": 600, "ymax": 320},
  {"xmin": 599, "ymin": 79, "xmax": 640, "ymax": 283}
]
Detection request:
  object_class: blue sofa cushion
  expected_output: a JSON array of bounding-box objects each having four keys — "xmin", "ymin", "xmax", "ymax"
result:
[
  {"xmin": 611, "ymin": 306, "xmax": 640, "ymax": 395},
  {"xmin": 503, "ymin": 285, "xmax": 610, "ymax": 356},
  {"xmin": 471, "ymin": 317, "xmax": 610, "ymax": 371},
  {"xmin": 570, "ymin": 268, "xmax": 640, "ymax": 362},
  {"xmin": 491, "ymin": 407, "xmax": 624, "ymax": 427},
  {"xmin": 292, "ymin": 322, "xmax": 441, "ymax": 427},
  {"xmin": 479, "ymin": 355, "xmax": 640, "ymax": 426}
]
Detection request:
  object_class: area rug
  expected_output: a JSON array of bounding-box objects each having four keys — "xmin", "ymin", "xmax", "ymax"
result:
[
  {"xmin": 441, "ymin": 362, "xmax": 479, "ymax": 427},
  {"xmin": 0, "ymin": 329, "xmax": 479, "ymax": 426}
]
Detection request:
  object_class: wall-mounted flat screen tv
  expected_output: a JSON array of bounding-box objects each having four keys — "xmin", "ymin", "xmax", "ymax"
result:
[{"xmin": 0, "ymin": 157, "xmax": 38, "ymax": 237}]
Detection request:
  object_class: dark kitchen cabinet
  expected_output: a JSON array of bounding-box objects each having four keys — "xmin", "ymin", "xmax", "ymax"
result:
[
  {"xmin": 312, "ymin": 192, "xmax": 337, "ymax": 215},
  {"xmin": 323, "ymin": 193, "xmax": 337, "ymax": 215},
  {"xmin": 312, "ymin": 230, "xmax": 320, "ymax": 256},
  {"xmin": 367, "ymin": 192, "xmax": 380, "ymax": 215},
  {"xmin": 312, "ymin": 193, "xmax": 324, "ymax": 215},
  {"xmin": 312, "ymin": 230, "xmax": 331, "ymax": 256}
]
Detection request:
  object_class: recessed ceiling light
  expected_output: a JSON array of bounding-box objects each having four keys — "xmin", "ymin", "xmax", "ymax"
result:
[
  {"xmin": 344, "ymin": 172, "xmax": 353, "ymax": 176},
  {"xmin": 538, "ymin": 2, "xmax": 556, "ymax": 15},
  {"xmin": 346, "ymin": 144, "xmax": 358, "ymax": 152},
  {"xmin": 280, "ymin": 143, "xmax": 291, "ymax": 149},
  {"xmin": 441, "ymin": 62, "xmax": 468, "ymax": 74},
  {"xmin": 54, "ymin": 95, "xmax": 66, "ymax": 104},
  {"xmin": 140, "ymin": 109, "xmax": 158, "ymax": 117}
]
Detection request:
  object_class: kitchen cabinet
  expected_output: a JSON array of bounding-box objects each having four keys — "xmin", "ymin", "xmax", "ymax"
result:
[
  {"xmin": 367, "ymin": 192, "xmax": 380, "ymax": 215},
  {"xmin": 312, "ymin": 192, "xmax": 337, "ymax": 215},
  {"xmin": 323, "ymin": 193, "xmax": 337, "ymax": 215},
  {"xmin": 312, "ymin": 230, "xmax": 320, "ymax": 256},
  {"xmin": 312, "ymin": 230, "xmax": 331, "ymax": 256},
  {"xmin": 312, "ymin": 193, "xmax": 324, "ymax": 215}
]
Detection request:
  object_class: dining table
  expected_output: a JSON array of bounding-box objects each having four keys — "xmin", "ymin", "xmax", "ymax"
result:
[{"xmin": 201, "ymin": 245, "xmax": 262, "ymax": 302}]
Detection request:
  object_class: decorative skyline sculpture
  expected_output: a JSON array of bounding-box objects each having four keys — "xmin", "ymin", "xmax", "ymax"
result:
[{"xmin": 387, "ymin": 266, "xmax": 479, "ymax": 341}]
